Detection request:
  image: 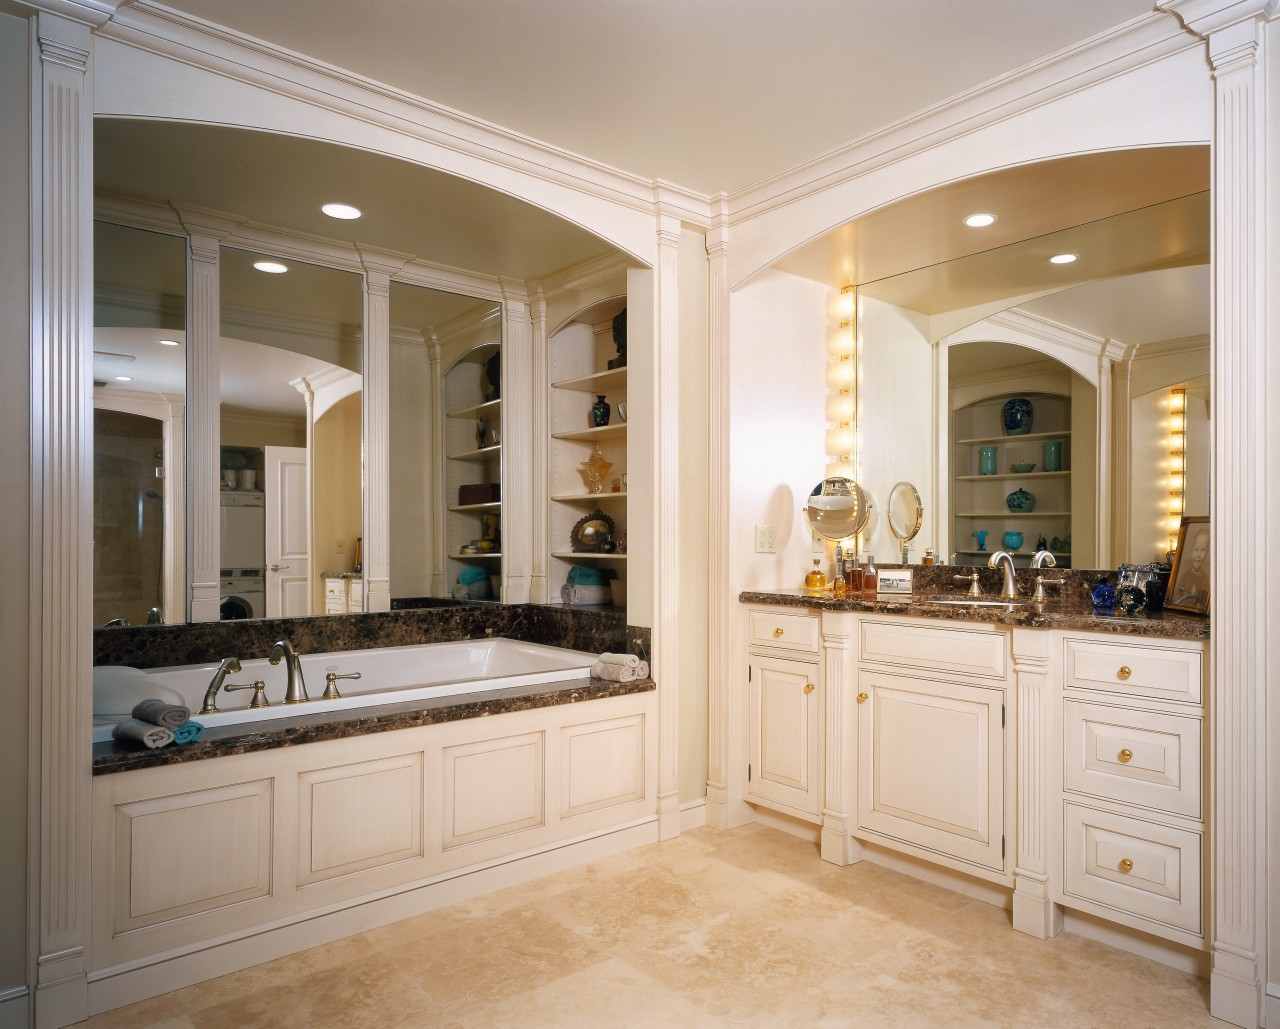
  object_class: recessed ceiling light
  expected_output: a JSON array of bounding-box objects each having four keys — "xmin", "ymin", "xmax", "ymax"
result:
[
  {"xmin": 963, "ymin": 213, "xmax": 997, "ymax": 227},
  {"xmin": 1049, "ymin": 253, "xmax": 1078, "ymax": 264},
  {"xmin": 114, "ymin": 375, "xmax": 133, "ymax": 382},
  {"xmin": 253, "ymin": 260, "xmax": 288, "ymax": 274},
  {"xmin": 158, "ymin": 338, "xmax": 181, "ymax": 347},
  {"xmin": 321, "ymin": 203, "xmax": 362, "ymax": 220}
]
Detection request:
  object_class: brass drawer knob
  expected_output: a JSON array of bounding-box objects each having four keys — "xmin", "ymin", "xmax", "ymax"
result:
[
  {"xmin": 1117, "ymin": 665, "xmax": 1132, "ymax": 681},
  {"xmin": 773, "ymin": 627, "xmax": 785, "ymax": 638},
  {"xmin": 804, "ymin": 683, "xmax": 815, "ymax": 694},
  {"xmin": 857, "ymin": 692, "xmax": 868, "ymax": 703},
  {"xmin": 1118, "ymin": 748, "xmax": 1133, "ymax": 763},
  {"xmin": 1118, "ymin": 858, "xmax": 1134, "ymax": 873}
]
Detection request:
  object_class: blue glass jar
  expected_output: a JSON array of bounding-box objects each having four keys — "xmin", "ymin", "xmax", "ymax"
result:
[
  {"xmin": 1043, "ymin": 439, "xmax": 1062, "ymax": 472},
  {"xmin": 1006, "ymin": 487, "xmax": 1035, "ymax": 512},
  {"xmin": 1091, "ymin": 580, "xmax": 1116, "ymax": 608},
  {"xmin": 1002, "ymin": 530, "xmax": 1024, "ymax": 551},
  {"xmin": 1002, "ymin": 397, "xmax": 1033, "ymax": 435},
  {"xmin": 978, "ymin": 446, "xmax": 997, "ymax": 475}
]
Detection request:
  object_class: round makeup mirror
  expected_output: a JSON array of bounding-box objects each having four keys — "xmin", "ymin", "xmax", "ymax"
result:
[
  {"xmin": 886, "ymin": 481, "xmax": 923, "ymax": 562},
  {"xmin": 805, "ymin": 477, "xmax": 873, "ymax": 542}
]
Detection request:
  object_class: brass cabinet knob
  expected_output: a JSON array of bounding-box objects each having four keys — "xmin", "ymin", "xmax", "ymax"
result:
[
  {"xmin": 1118, "ymin": 858, "xmax": 1134, "ymax": 873},
  {"xmin": 1117, "ymin": 665, "xmax": 1132, "ymax": 681},
  {"xmin": 773, "ymin": 627, "xmax": 785, "ymax": 638},
  {"xmin": 857, "ymin": 692, "xmax": 869, "ymax": 703},
  {"xmin": 1118, "ymin": 748, "xmax": 1133, "ymax": 763},
  {"xmin": 803, "ymin": 683, "xmax": 815, "ymax": 694}
]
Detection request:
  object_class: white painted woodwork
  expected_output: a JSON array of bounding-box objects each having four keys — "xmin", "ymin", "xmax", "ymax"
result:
[
  {"xmin": 560, "ymin": 715, "xmax": 645, "ymax": 818},
  {"xmin": 1063, "ymin": 700, "xmax": 1203, "ymax": 818},
  {"xmin": 747, "ymin": 654, "xmax": 821, "ymax": 819},
  {"xmin": 500, "ymin": 295, "xmax": 532, "ymax": 604},
  {"xmin": 819, "ymin": 613, "xmax": 859, "ymax": 864},
  {"xmin": 859, "ymin": 617, "xmax": 1008, "ymax": 679},
  {"xmin": 297, "ymin": 753, "xmax": 423, "ymax": 885},
  {"xmin": 441, "ymin": 731, "xmax": 546, "ymax": 849},
  {"xmin": 427, "ymin": 340, "xmax": 446, "ymax": 597},
  {"xmin": 529, "ymin": 296, "xmax": 549, "ymax": 604},
  {"xmin": 857, "ymin": 668, "xmax": 1006, "ymax": 873},
  {"xmin": 748, "ymin": 609, "xmax": 822, "ymax": 654},
  {"xmin": 1063, "ymin": 636, "xmax": 1202, "ymax": 704},
  {"xmin": 264, "ymin": 445, "xmax": 307, "ymax": 617},
  {"xmin": 1062, "ymin": 802, "xmax": 1202, "ymax": 936},
  {"xmin": 112, "ymin": 780, "xmax": 272, "ymax": 932}
]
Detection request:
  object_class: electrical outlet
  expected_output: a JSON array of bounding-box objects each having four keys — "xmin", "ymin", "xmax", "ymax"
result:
[
  {"xmin": 335, "ymin": 540, "xmax": 345, "ymax": 554},
  {"xmin": 755, "ymin": 524, "xmax": 777, "ymax": 554}
]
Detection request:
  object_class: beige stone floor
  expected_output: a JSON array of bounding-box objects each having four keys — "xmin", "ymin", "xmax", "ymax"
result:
[{"xmin": 82, "ymin": 824, "xmax": 1227, "ymax": 1028}]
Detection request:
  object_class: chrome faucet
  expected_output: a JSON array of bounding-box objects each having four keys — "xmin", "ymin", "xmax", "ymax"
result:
[
  {"xmin": 146, "ymin": 606, "xmax": 164, "ymax": 624},
  {"xmin": 1030, "ymin": 550, "xmax": 1064, "ymax": 601},
  {"xmin": 269, "ymin": 639, "xmax": 309, "ymax": 704},
  {"xmin": 1031, "ymin": 550, "xmax": 1056, "ymax": 569},
  {"xmin": 200, "ymin": 657, "xmax": 243, "ymax": 714},
  {"xmin": 988, "ymin": 550, "xmax": 1018, "ymax": 599}
]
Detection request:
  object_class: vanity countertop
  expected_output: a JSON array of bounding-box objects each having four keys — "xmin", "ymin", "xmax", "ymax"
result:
[
  {"xmin": 93, "ymin": 674, "xmax": 655, "ymax": 776},
  {"xmin": 739, "ymin": 588, "xmax": 1209, "ymax": 641}
]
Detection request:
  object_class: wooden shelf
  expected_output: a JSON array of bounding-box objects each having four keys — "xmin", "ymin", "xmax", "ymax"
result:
[
  {"xmin": 448, "ymin": 444, "xmax": 501, "ymax": 461},
  {"xmin": 956, "ymin": 471, "xmax": 1071, "ymax": 482},
  {"xmin": 449, "ymin": 551, "xmax": 502, "ymax": 560},
  {"xmin": 956, "ymin": 429, "xmax": 1072, "ymax": 446},
  {"xmin": 448, "ymin": 502, "xmax": 501, "ymax": 514},
  {"xmin": 552, "ymin": 424, "xmax": 627, "ymax": 442},
  {"xmin": 955, "ymin": 511, "xmax": 1072, "ymax": 518},
  {"xmin": 551, "ymin": 491, "xmax": 627, "ymax": 503},
  {"xmin": 447, "ymin": 398, "xmax": 501, "ymax": 420},
  {"xmin": 551, "ymin": 550, "xmax": 627, "ymax": 561},
  {"xmin": 552, "ymin": 367, "xmax": 628, "ymax": 393}
]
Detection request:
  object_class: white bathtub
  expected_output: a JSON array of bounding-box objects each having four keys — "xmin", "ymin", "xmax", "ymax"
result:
[{"xmin": 92, "ymin": 637, "xmax": 597, "ymax": 743}]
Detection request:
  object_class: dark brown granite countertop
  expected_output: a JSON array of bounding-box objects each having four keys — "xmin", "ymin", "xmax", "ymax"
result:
[
  {"xmin": 93, "ymin": 675, "xmax": 655, "ymax": 776},
  {"xmin": 739, "ymin": 588, "xmax": 1209, "ymax": 640}
]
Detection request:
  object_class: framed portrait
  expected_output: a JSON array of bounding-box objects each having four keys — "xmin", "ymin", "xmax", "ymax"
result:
[{"xmin": 1165, "ymin": 516, "xmax": 1210, "ymax": 615}]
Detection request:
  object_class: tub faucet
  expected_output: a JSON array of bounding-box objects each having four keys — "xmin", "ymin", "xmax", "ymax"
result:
[
  {"xmin": 988, "ymin": 550, "xmax": 1018, "ymax": 599},
  {"xmin": 270, "ymin": 639, "xmax": 309, "ymax": 704},
  {"xmin": 1030, "ymin": 550, "xmax": 1064, "ymax": 600},
  {"xmin": 201, "ymin": 657, "xmax": 243, "ymax": 715}
]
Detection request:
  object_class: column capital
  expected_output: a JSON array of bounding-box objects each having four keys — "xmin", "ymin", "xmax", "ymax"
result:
[
  {"xmin": 355, "ymin": 244, "xmax": 412, "ymax": 285},
  {"xmin": 1156, "ymin": 0, "xmax": 1279, "ymax": 40},
  {"xmin": 25, "ymin": 0, "xmax": 125, "ymax": 29}
]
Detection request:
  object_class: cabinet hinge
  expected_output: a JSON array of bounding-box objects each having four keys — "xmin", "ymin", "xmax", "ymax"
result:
[
  {"xmin": 1001, "ymin": 704, "xmax": 1006, "ymax": 728},
  {"xmin": 749, "ymin": 666, "xmax": 752, "ymax": 683},
  {"xmin": 1002, "ymin": 835, "xmax": 1006, "ymax": 859},
  {"xmin": 748, "ymin": 764, "xmax": 752, "ymax": 783}
]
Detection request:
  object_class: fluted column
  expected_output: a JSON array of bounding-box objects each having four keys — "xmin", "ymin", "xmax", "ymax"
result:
[
  {"xmin": 529, "ymin": 293, "xmax": 549, "ymax": 604},
  {"xmin": 428, "ymin": 338, "xmax": 446, "ymax": 597},
  {"xmin": 1010, "ymin": 627, "xmax": 1062, "ymax": 939},
  {"xmin": 820, "ymin": 612, "xmax": 861, "ymax": 863},
  {"xmin": 1110, "ymin": 346, "xmax": 1136, "ymax": 562},
  {"xmin": 500, "ymin": 291, "xmax": 532, "ymax": 604}
]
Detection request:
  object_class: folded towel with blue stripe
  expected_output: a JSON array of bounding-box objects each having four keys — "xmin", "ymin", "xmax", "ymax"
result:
[
  {"xmin": 112, "ymin": 719, "xmax": 174, "ymax": 749},
  {"xmin": 173, "ymin": 720, "xmax": 205, "ymax": 745},
  {"xmin": 131, "ymin": 698, "xmax": 190, "ymax": 729}
]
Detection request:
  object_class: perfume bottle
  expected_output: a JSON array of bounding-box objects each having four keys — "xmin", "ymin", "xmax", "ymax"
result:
[
  {"xmin": 805, "ymin": 559, "xmax": 827, "ymax": 594},
  {"xmin": 832, "ymin": 544, "xmax": 846, "ymax": 597},
  {"xmin": 862, "ymin": 553, "xmax": 878, "ymax": 594}
]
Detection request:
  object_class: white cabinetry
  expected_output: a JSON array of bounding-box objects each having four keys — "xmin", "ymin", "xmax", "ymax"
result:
[
  {"xmin": 443, "ymin": 342, "xmax": 502, "ymax": 597},
  {"xmin": 323, "ymin": 575, "xmax": 364, "ymax": 614}
]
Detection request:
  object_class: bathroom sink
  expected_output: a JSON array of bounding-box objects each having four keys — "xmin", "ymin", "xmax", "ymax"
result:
[{"xmin": 924, "ymin": 597, "xmax": 1025, "ymax": 608}]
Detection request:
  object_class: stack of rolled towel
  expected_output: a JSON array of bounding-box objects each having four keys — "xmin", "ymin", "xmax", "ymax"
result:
[
  {"xmin": 112, "ymin": 699, "xmax": 205, "ymax": 750},
  {"xmin": 591, "ymin": 652, "xmax": 651, "ymax": 682}
]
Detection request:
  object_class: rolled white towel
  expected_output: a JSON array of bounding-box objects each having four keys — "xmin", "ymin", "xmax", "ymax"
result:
[
  {"xmin": 112, "ymin": 718, "xmax": 174, "ymax": 749},
  {"xmin": 598, "ymin": 652, "xmax": 640, "ymax": 669},
  {"xmin": 592, "ymin": 662, "xmax": 636, "ymax": 682},
  {"xmin": 634, "ymin": 661, "xmax": 650, "ymax": 679}
]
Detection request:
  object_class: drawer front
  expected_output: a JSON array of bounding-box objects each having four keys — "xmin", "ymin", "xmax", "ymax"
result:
[
  {"xmin": 860, "ymin": 618, "xmax": 1006, "ymax": 679},
  {"xmin": 749, "ymin": 609, "xmax": 820, "ymax": 655},
  {"xmin": 1063, "ymin": 701, "xmax": 1202, "ymax": 818},
  {"xmin": 1063, "ymin": 803, "xmax": 1202, "ymax": 935},
  {"xmin": 1063, "ymin": 638, "xmax": 1202, "ymax": 705}
]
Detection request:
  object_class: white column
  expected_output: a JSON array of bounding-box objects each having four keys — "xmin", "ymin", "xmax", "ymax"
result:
[
  {"xmin": 1110, "ymin": 346, "xmax": 1136, "ymax": 563},
  {"xmin": 1158, "ymin": 3, "xmax": 1276, "ymax": 1024},
  {"xmin": 529, "ymin": 293, "xmax": 549, "ymax": 604},
  {"xmin": 1010, "ymin": 627, "xmax": 1063, "ymax": 939},
  {"xmin": 428, "ymin": 338, "xmax": 446, "ymax": 597},
  {"xmin": 820, "ymin": 612, "xmax": 861, "ymax": 864},
  {"xmin": 29, "ymin": 12, "xmax": 93, "ymax": 1025},
  {"xmin": 1092, "ymin": 345, "xmax": 1114, "ymax": 568},
  {"xmin": 501, "ymin": 291, "xmax": 532, "ymax": 604}
]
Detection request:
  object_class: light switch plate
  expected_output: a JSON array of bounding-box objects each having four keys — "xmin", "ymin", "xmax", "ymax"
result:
[{"xmin": 754, "ymin": 524, "xmax": 777, "ymax": 554}]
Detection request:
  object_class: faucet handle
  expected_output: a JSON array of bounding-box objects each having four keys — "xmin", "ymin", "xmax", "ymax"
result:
[
  {"xmin": 953, "ymin": 572, "xmax": 982, "ymax": 597},
  {"xmin": 224, "ymin": 679, "xmax": 270, "ymax": 708},
  {"xmin": 323, "ymin": 669, "xmax": 362, "ymax": 700},
  {"xmin": 1032, "ymin": 576, "xmax": 1066, "ymax": 601}
]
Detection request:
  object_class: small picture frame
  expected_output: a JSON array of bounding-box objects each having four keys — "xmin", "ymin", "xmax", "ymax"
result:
[{"xmin": 1165, "ymin": 516, "xmax": 1210, "ymax": 615}]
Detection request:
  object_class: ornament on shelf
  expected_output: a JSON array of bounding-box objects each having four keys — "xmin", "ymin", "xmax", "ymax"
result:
[{"xmin": 578, "ymin": 445, "xmax": 614, "ymax": 494}]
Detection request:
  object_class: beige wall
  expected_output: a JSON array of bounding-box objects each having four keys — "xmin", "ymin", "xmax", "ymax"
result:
[
  {"xmin": 311, "ymin": 393, "xmax": 363, "ymax": 611},
  {"xmin": 0, "ymin": 8, "xmax": 29, "ymax": 997}
]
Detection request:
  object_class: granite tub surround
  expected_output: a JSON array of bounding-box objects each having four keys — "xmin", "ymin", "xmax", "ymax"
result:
[
  {"xmin": 94, "ymin": 603, "xmax": 645, "ymax": 669},
  {"xmin": 93, "ymin": 675, "xmax": 655, "ymax": 775},
  {"xmin": 740, "ymin": 565, "xmax": 1208, "ymax": 640}
]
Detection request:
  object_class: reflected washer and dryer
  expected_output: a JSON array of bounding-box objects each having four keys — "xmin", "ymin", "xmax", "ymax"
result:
[{"xmin": 220, "ymin": 490, "xmax": 266, "ymax": 619}]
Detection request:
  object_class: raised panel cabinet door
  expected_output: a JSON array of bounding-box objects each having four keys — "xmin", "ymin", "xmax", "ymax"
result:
[
  {"xmin": 747, "ymin": 655, "xmax": 821, "ymax": 818},
  {"xmin": 857, "ymin": 669, "xmax": 1005, "ymax": 872}
]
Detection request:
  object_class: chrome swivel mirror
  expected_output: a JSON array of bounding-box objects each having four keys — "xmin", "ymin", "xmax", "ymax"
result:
[
  {"xmin": 886, "ymin": 481, "xmax": 923, "ymax": 562},
  {"xmin": 805, "ymin": 476, "xmax": 873, "ymax": 543}
]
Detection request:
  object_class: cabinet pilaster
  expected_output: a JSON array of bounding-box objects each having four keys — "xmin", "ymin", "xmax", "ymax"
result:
[
  {"xmin": 820, "ymin": 612, "xmax": 860, "ymax": 865},
  {"xmin": 501, "ymin": 293, "xmax": 532, "ymax": 604}
]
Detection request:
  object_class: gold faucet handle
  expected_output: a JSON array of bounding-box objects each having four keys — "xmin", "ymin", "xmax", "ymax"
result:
[
  {"xmin": 323, "ymin": 669, "xmax": 363, "ymax": 700},
  {"xmin": 224, "ymin": 679, "xmax": 270, "ymax": 708},
  {"xmin": 953, "ymin": 572, "xmax": 982, "ymax": 597},
  {"xmin": 1032, "ymin": 576, "xmax": 1066, "ymax": 601}
]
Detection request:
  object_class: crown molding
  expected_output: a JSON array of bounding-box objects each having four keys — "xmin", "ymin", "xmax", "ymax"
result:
[
  {"xmin": 993, "ymin": 307, "xmax": 1127, "ymax": 363},
  {"xmin": 1156, "ymin": 0, "xmax": 1280, "ymax": 38},
  {"xmin": 726, "ymin": 10, "xmax": 1200, "ymax": 222},
  {"xmin": 528, "ymin": 250, "xmax": 629, "ymax": 302},
  {"xmin": 1129, "ymin": 331, "xmax": 1211, "ymax": 362},
  {"xmin": 16, "ymin": 0, "xmax": 122, "ymax": 28}
]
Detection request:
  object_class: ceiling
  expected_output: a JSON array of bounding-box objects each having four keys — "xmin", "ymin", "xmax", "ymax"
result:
[{"xmin": 153, "ymin": 0, "xmax": 1157, "ymax": 195}]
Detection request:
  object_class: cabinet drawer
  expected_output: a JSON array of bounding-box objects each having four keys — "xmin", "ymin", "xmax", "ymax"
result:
[
  {"xmin": 1063, "ymin": 638, "xmax": 1202, "ymax": 705},
  {"xmin": 1063, "ymin": 803, "xmax": 1201, "ymax": 935},
  {"xmin": 1063, "ymin": 701, "xmax": 1202, "ymax": 818},
  {"xmin": 749, "ymin": 609, "xmax": 820, "ymax": 655},
  {"xmin": 860, "ymin": 618, "xmax": 1006, "ymax": 679}
]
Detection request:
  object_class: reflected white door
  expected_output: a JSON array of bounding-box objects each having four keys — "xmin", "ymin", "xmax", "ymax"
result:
[{"xmin": 265, "ymin": 445, "xmax": 309, "ymax": 617}]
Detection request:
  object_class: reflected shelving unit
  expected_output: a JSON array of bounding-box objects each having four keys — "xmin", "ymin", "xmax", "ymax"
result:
[
  {"xmin": 444, "ymin": 341, "xmax": 502, "ymax": 596},
  {"xmin": 548, "ymin": 303, "xmax": 628, "ymax": 607},
  {"xmin": 951, "ymin": 392, "xmax": 1073, "ymax": 568}
]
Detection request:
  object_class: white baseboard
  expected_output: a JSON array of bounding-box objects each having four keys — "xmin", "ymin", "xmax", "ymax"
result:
[
  {"xmin": 679, "ymin": 799, "xmax": 706, "ymax": 831},
  {"xmin": 1265, "ymin": 983, "xmax": 1279, "ymax": 1028},
  {"xmin": 749, "ymin": 805, "xmax": 822, "ymax": 843},
  {"xmin": 1062, "ymin": 908, "xmax": 1209, "ymax": 978},
  {"xmin": 0, "ymin": 986, "xmax": 29, "ymax": 1029},
  {"xmin": 856, "ymin": 839, "xmax": 1013, "ymax": 911},
  {"xmin": 87, "ymin": 819, "xmax": 658, "ymax": 1017}
]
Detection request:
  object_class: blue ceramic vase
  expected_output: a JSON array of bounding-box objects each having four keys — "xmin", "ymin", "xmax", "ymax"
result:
[
  {"xmin": 590, "ymin": 395, "xmax": 611, "ymax": 427},
  {"xmin": 1002, "ymin": 397, "xmax": 1033, "ymax": 435},
  {"xmin": 1043, "ymin": 439, "xmax": 1062, "ymax": 472},
  {"xmin": 1006, "ymin": 487, "xmax": 1035, "ymax": 512},
  {"xmin": 1002, "ymin": 531, "xmax": 1024, "ymax": 551}
]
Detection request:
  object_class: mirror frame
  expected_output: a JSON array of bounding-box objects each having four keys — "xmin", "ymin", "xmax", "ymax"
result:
[
  {"xmin": 805, "ymin": 476, "xmax": 872, "ymax": 542},
  {"xmin": 886, "ymin": 480, "xmax": 923, "ymax": 551}
]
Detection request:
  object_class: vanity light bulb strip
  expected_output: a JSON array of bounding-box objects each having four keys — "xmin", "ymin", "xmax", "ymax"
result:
[{"xmin": 1168, "ymin": 387, "xmax": 1187, "ymax": 553}]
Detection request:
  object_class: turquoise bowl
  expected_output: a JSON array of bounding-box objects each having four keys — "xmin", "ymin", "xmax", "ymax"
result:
[{"xmin": 1002, "ymin": 531, "xmax": 1024, "ymax": 551}]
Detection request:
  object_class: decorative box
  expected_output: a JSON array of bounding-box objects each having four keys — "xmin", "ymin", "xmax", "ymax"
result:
[{"xmin": 458, "ymin": 483, "xmax": 500, "ymax": 505}]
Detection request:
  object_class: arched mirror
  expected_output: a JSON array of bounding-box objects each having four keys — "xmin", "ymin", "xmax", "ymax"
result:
[
  {"xmin": 886, "ymin": 481, "xmax": 923, "ymax": 562},
  {"xmin": 805, "ymin": 476, "xmax": 873, "ymax": 542}
]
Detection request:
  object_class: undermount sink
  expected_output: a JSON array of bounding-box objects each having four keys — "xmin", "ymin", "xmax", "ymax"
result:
[{"xmin": 925, "ymin": 596, "xmax": 1025, "ymax": 608}]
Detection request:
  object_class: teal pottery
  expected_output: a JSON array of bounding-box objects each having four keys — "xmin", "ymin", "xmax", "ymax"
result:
[
  {"xmin": 1043, "ymin": 439, "xmax": 1062, "ymax": 472},
  {"xmin": 972, "ymin": 529, "xmax": 989, "ymax": 552},
  {"xmin": 1006, "ymin": 486, "xmax": 1035, "ymax": 512},
  {"xmin": 1002, "ymin": 531, "xmax": 1024, "ymax": 551},
  {"xmin": 978, "ymin": 446, "xmax": 997, "ymax": 475},
  {"xmin": 590, "ymin": 394, "xmax": 611, "ymax": 427},
  {"xmin": 1002, "ymin": 397, "xmax": 1033, "ymax": 435}
]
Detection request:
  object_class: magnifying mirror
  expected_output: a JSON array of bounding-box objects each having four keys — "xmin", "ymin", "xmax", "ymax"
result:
[
  {"xmin": 805, "ymin": 477, "xmax": 873, "ymax": 542},
  {"xmin": 886, "ymin": 481, "xmax": 923, "ymax": 562}
]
